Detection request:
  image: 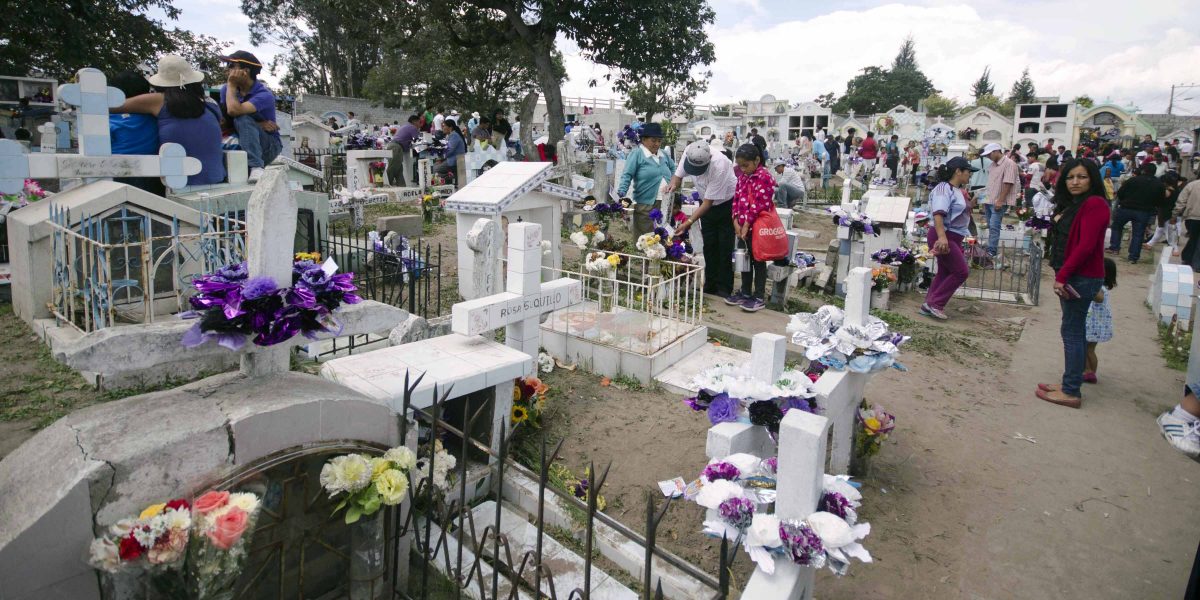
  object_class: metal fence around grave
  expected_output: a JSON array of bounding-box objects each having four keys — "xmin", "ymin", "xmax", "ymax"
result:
[
  {"xmin": 386, "ymin": 377, "xmax": 733, "ymax": 600},
  {"xmin": 315, "ymin": 224, "xmax": 443, "ymax": 358},
  {"xmin": 954, "ymin": 238, "xmax": 1044, "ymax": 305},
  {"xmin": 295, "ymin": 147, "xmax": 347, "ymax": 193}
]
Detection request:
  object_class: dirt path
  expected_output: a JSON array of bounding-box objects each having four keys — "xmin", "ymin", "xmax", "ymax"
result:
[{"xmin": 535, "ymin": 252, "xmax": 1200, "ymax": 598}]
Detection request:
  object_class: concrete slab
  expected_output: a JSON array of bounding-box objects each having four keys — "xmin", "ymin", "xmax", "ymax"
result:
[{"xmin": 654, "ymin": 342, "xmax": 750, "ymax": 396}]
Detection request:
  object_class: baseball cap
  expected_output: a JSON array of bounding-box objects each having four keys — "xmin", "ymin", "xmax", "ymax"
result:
[
  {"xmin": 220, "ymin": 50, "xmax": 262, "ymax": 68},
  {"xmin": 944, "ymin": 156, "xmax": 980, "ymax": 172},
  {"xmin": 981, "ymin": 142, "xmax": 1004, "ymax": 155},
  {"xmin": 683, "ymin": 141, "xmax": 712, "ymax": 176}
]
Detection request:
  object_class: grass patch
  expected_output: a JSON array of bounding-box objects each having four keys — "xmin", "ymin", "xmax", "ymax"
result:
[
  {"xmin": 1158, "ymin": 322, "xmax": 1190, "ymax": 371},
  {"xmin": 610, "ymin": 374, "xmax": 645, "ymax": 391}
]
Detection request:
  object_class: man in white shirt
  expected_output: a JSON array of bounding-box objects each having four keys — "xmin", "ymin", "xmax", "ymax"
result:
[
  {"xmin": 432, "ymin": 109, "xmax": 445, "ymax": 133},
  {"xmin": 666, "ymin": 140, "xmax": 738, "ymax": 297},
  {"xmin": 771, "ymin": 159, "xmax": 807, "ymax": 209},
  {"xmin": 333, "ymin": 111, "xmax": 362, "ymax": 134}
]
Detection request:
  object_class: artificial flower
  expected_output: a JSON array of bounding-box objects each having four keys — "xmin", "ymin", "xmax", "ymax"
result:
[
  {"xmin": 696, "ymin": 479, "xmax": 746, "ymax": 510},
  {"xmin": 89, "ymin": 537, "xmax": 121, "ymax": 572},
  {"xmin": 118, "ymin": 534, "xmax": 145, "ymax": 561},
  {"xmin": 375, "ymin": 469, "xmax": 410, "ymax": 505},
  {"xmin": 383, "ymin": 446, "xmax": 418, "ymax": 471},
  {"xmin": 703, "ymin": 461, "xmax": 741, "ymax": 482},
  {"xmin": 718, "ymin": 497, "xmax": 755, "ymax": 529},
  {"xmin": 139, "ymin": 503, "xmax": 166, "ymax": 520},
  {"xmin": 320, "ymin": 454, "xmax": 373, "ymax": 495},
  {"xmin": 370, "ymin": 456, "xmax": 391, "ymax": 480},
  {"xmin": 511, "ymin": 404, "xmax": 530, "ymax": 424},
  {"xmin": 207, "ymin": 507, "xmax": 249, "ymax": 550},
  {"xmin": 706, "ymin": 393, "xmax": 740, "ymax": 425},
  {"xmin": 194, "ymin": 491, "xmax": 229, "ymax": 515}
]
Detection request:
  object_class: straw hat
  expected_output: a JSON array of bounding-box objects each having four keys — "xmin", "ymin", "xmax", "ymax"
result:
[{"xmin": 147, "ymin": 55, "xmax": 206, "ymax": 87}]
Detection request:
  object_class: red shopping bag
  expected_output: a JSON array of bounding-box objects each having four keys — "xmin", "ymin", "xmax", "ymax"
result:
[{"xmin": 751, "ymin": 208, "xmax": 789, "ymax": 261}]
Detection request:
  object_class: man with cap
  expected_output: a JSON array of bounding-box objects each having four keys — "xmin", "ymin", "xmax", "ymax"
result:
[
  {"xmin": 617, "ymin": 122, "xmax": 676, "ymax": 237},
  {"xmin": 219, "ymin": 50, "xmax": 281, "ymax": 182},
  {"xmin": 981, "ymin": 141, "xmax": 1020, "ymax": 258},
  {"xmin": 666, "ymin": 140, "xmax": 738, "ymax": 297},
  {"xmin": 770, "ymin": 159, "xmax": 806, "ymax": 209}
]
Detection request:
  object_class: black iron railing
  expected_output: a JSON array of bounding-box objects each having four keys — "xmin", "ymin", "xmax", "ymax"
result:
[
  {"xmin": 955, "ymin": 237, "xmax": 1044, "ymax": 305},
  {"xmin": 295, "ymin": 148, "xmax": 347, "ymax": 193}
]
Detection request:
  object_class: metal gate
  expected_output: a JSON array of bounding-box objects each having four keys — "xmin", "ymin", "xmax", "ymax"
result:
[{"xmin": 955, "ymin": 238, "xmax": 1043, "ymax": 305}]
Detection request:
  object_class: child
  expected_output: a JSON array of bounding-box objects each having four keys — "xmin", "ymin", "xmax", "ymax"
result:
[
  {"xmin": 726, "ymin": 143, "xmax": 776, "ymax": 313},
  {"xmin": 1083, "ymin": 258, "xmax": 1117, "ymax": 383}
]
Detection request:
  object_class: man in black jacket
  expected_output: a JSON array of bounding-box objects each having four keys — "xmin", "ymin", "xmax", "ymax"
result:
[{"xmin": 1108, "ymin": 163, "xmax": 1168, "ymax": 263}]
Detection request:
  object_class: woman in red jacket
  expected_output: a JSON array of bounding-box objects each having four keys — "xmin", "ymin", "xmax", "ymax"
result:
[{"xmin": 1037, "ymin": 158, "xmax": 1111, "ymax": 408}]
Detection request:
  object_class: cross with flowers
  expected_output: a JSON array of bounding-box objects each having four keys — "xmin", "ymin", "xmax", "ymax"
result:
[{"xmin": 0, "ymin": 67, "xmax": 202, "ymax": 194}]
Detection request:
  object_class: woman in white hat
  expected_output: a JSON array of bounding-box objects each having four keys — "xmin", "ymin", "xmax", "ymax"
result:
[{"xmin": 110, "ymin": 55, "xmax": 226, "ymax": 186}]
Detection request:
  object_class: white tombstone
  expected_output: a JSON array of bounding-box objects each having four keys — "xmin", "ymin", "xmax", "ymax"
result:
[
  {"xmin": 863, "ymin": 196, "xmax": 911, "ymax": 259},
  {"xmin": 466, "ymin": 218, "xmax": 499, "ymax": 297},
  {"xmin": 705, "ymin": 333, "xmax": 788, "ymax": 460},
  {"xmin": 346, "ymin": 149, "xmax": 392, "ymax": 192},
  {"xmin": 0, "ymin": 68, "xmax": 201, "ymax": 194},
  {"xmin": 463, "ymin": 140, "xmax": 508, "ymax": 183},
  {"xmin": 240, "ymin": 167, "xmax": 298, "ymax": 377},
  {"xmin": 444, "ymin": 161, "xmax": 563, "ymax": 300},
  {"xmin": 451, "ymin": 222, "xmax": 582, "ymax": 359},
  {"xmin": 814, "ymin": 268, "xmax": 873, "ymax": 473}
]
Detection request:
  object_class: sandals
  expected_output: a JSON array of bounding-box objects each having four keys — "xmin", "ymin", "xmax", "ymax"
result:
[{"xmin": 1035, "ymin": 386, "xmax": 1081, "ymax": 409}]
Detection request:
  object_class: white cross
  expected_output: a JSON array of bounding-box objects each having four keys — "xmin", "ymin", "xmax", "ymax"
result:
[
  {"xmin": 0, "ymin": 67, "xmax": 201, "ymax": 194},
  {"xmin": 451, "ymin": 222, "xmax": 582, "ymax": 359}
]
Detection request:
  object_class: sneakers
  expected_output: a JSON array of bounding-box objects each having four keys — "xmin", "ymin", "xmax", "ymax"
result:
[
  {"xmin": 724, "ymin": 291, "xmax": 747, "ymax": 306},
  {"xmin": 248, "ymin": 167, "xmax": 265, "ymax": 182},
  {"xmin": 1157, "ymin": 411, "xmax": 1200, "ymax": 456},
  {"xmin": 740, "ymin": 297, "xmax": 766, "ymax": 312},
  {"xmin": 919, "ymin": 303, "xmax": 948, "ymax": 320}
]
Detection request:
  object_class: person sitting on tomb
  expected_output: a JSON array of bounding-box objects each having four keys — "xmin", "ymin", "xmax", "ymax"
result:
[
  {"xmin": 111, "ymin": 55, "xmax": 226, "ymax": 187},
  {"xmin": 434, "ymin": 118, "xmax": 466, "ymax": 180},
  {"xmin": 218, "ymin": 51, "xmax": 281, "ymax": 182},
  {"xmin": 108, "ymin": 71, "xmax": 164, "ymax": 195}
]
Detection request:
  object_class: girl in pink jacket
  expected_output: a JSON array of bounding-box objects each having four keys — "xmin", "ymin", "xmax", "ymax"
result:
[{"xmin": 725, "ymin": 143, "xmax": 776, "ymax": 312}]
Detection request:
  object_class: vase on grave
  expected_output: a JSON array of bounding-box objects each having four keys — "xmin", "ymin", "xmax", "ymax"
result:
[
  {"xmin": 870, "ymin": 288, "xmax": 890, "ymax": 310},
  {"xmin": 348, "ymin": 510, "xmax": 387, "ymax": 599}
]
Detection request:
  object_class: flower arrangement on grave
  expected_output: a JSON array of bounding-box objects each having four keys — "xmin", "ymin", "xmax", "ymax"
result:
[
  {"xmin": 369, "ymin": 161, "xmax": 387, "ymax": 183},
  {"xmin": 294, "ymin": 251, "xmax": 321, "ymax": 262},
  {"xmin": 366, "ymin": 230, "xmax": 425, "ymax": 278},
  {"xmin": 794, "ymin": 251, "xmax": 818, "ymax": 268},
  {"xmin": 181, "ymin": 257, "xmax": 361, "ymax": 350},
  {"xmin": 871, "ymin": 247, "xmax": 918, "ymax": 285},
  {"xmin": 564, "ymin": 464, "xmax": 607, "ymax": 511},
  {"xmin": 689, "ymin": 453, "xmax": 872, "ymax": 576},
  {"xmin": 188, "ymin": 490, "xmax": 263, "ymax": 598},
  {"xmin": 827, "ymin": 206, "xmax": 879, "ymax": 237},
  {"xmin": 582, "ymin": 195, "xmax": 626, "ymax": 230},
  {"xmin": 1, "ymin": 179, "xmax": 47, "ymax": 209},
  {"xmin": 870, "ymin": 266, "xmax": 897, "ymax": 290},
  {"xmin": 570, "ymin": 222, "xmax": 606, "ymax": 249},
  {"xmin": 1024, "ymin": 213, "xmax": 1052, "ymax": 231},
  {"xmin": 854, "ymin": 400, "xmax": 896, "ymax": 459},
  {"xmin": 958, "ymin": 127, "xmax": 978, "ymax": 140},
  {"xmin": 683, "ymin": 363, "xmax": 819, "ymax": 437},
  {"xmin": 512, "ymin": 375, "xmax": 549, "ymax": 426},
  {"xmin": 412, "ymin": 440, "xmax": 458, "ymax": 495},
  {"xmin": 88, "ymin": 498, "xmax": 192, "ymax": 574},
  {"xmin": 870, "ymin": 175, "xmax": 898, "ymax": 187},
  {"xmin": 320, "ymin": 446, "xmax": 419, "ymax": 523},
  {"xmin": 421, "ymin": 191, "xmax": 443, "ymax": 223},
  {"xmin": 787, "ymin": 305, "xmax": 909, "ymax": 373},
  {"xmin": 636, "ymin": 231, "xmax": 667, "ymax": 260}
]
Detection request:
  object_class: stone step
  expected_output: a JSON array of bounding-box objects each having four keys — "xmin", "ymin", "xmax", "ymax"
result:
[
  {"xmin": 465, "ymin": 501, "xmax": 638, "ymax": 600},
  {"xmin": 654, "ymin": 341, "xmax": 750, "ymax": 396},
  {"xmin": 424, "ymin": 519, "xmax": 535, "ymax": 600}
]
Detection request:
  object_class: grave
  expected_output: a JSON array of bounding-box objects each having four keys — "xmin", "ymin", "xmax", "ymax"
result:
[
  {"xmin": 347, "ymin": 149, "xmax": 392, "ymax": 192},
  {"xmin": 444, "ymin": 161, "xmax": 564, "ymax": 299},
  {"xmin": 0, "ymin": 169, "xmax": 412, "ymax": 600},
  {"xmin": 862, "ymin": 195, "xmax": 911, "ymax": 260},
  {"xmin": 1149, "ymin": 249, "xmax": 1195, "ymax": 328},
  {"xmin": 463, "ymin": 140, "xmax": 508, "ymax": 183}
]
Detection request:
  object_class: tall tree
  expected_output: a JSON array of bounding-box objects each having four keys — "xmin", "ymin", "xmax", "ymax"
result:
[
  {"xmin": 242, "ymin": 0, "xmax": 400, "ymax": 98},
  {"xmin": 834, "ymin": 39, "xmax": 936, "ymax": 114},
  {"xmin": 434, "ymin": 0, "xmax": 715, "ymax": 147},
  {"xmin": 813, "ymin": 92, "xmax": 837, "ymax": 108},
  {"xmin": 1009, "ymin": 67, "xmax": 1037, "ymax": 105},
  {"xmin": 1072, "ymin": 94, "xmax": 1094, "ymax": 109},
  {"xmin": 621, "ymin": 71, "xmax": 709, "ymax": 124},
  {"xmin": 891, "ymin": 36, "xmax": 919, "ymax": 71},
  {"xmin": 963, "ymin": 93, "xmax": 1013, "ymax": 116},
  {"xmin": 921, "ymin": 93, "xmax": 960, "ymax": 118},
  {"xmin": 362, "ymin": 23, "xmax": 559, "ymax": 115},
  {"xmin": 971, "ymin": 67, "xmax": 995, "ymax": 101},
  {"xmin": 0, "ymin": 0, "xmax": 228, "ymax": 82}
]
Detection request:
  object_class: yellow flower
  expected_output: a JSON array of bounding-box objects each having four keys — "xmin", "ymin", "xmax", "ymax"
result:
[
  {"xmin": 513, "ymin": 385, "xmax": 523, "ymax": 403},
  {"xmin": 139, "ymin": 503, "xmax": 166, "ymax": 520},
  {"xmin": 511, "ymin": 404, "xmax": 530, "ymax": 424},
  {"xmin": 370, "ymin": 457, "xmax": 390, "ymax": 480},
  {"xmin": 375, "ymin": 469, "xmax": 409, "ymax": 505},
  {"xmin": 606, "ymin": 254, "xmax": 620, "ymax": 266},
  {"xmin": 864, "ymin": 417, "xmax": 881, "ymax": 433}
]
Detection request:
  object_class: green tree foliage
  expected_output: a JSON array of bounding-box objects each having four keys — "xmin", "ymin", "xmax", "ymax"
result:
[
  {"xmin": 833, "ymin": 39, "xmax": 936, "ymax": 114},
  {"xmin": 1009, "ymin": 68, "xmax": 1037, "ymax": 105},
  {"xmin": 1072, "ymin": 94, "xmax": 1094, "ymax": 109},
  {"xmin": 971, "ymin": 67, "xmax": 995, "ymax": 101},
  {"xmin": 0, "ymin": 1, "xmax": 228, "ymax": 82},
  {"xmin": 435, "ymin": 0, "xmax": 715, "ymax": 147},
  {"xmin": 242, "ymin": 0, "xmax": 399, "ymax": 98},
  {"xmin": 921, "ymin": 93, "xmax": 960, "ymax": 118},
  {"xmin": 813, "ymin": 92, "xmax": 837, "ymax": 108},
  {"xmin": 363, "ymin": 23, "xmax": 560, "ymax": 116},
  {"xmin": 961, "ymin": 93, "xmax": 1014, "ymax": 117},
  {"xmin": 622, "ymin": 72, "xmax": 709, "ymax": 124}
]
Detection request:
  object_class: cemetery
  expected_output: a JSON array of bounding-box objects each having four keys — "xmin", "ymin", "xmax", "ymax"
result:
[{"xmin": 1, "ymin": 25, "xmax": 1199, "ymax": 599}]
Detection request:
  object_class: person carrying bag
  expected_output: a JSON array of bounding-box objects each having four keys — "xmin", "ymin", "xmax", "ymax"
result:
[{"xmin": 725, "ymin": 143, "xmax": 777, "ymax": 312}]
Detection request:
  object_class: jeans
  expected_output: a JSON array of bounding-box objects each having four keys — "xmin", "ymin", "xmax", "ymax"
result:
[
  {"xmin": 387, "ymin": 145, "xmax": 412, "ymax": 186},
  {"xmin": 739, "ymin": 234, "xmax": 767, "ymax": 299},
  {"xmin": 1058, "ymin": 275, "xmax": 1104, "ymax": 397},
  {"xmin": 821, "ymin": 160, "xmax": 831, "ymax": 189},
  {"xmin": 1108, "ymin": 206, "xmax": 1155, "ymax": 261},
  {"xmin": 983, "ymin": 204, "xmax": 1007, "ymax": 256},
  {"xmin": 885, "ymin": 157, "xmax": 899, "ymax": 179},
  {"xmin": 232, "ymin": 114, "xmax": 282, "ymax": 169},
  {"xmin": 773, "ymin": 183, "xmax": 805, "ymax": 209},
  {"xmin": 700, "ymin": 200, "xmax": 735, "ymax": 296},
  {"xmin": 924, "ymin": 230, "xmax": 968, "ymax": 310},
  {"xmin": 1184, "ymin": 219, "xmax": 1200, "ymax": 268}
]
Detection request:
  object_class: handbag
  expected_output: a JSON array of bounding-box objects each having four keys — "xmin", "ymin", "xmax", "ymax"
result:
[{"xmin": 751, "ymin": 208, "xmax": 789, "ymax": 262}]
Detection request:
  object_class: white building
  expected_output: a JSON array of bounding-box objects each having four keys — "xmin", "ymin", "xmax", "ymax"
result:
[
  {"xmin": 954, "ymin": 107, "xmax": 1012, "ymax": 149},
  {"xmin": 1012, "ymin": 99, "xmax": 1078, "ymax": 150}
]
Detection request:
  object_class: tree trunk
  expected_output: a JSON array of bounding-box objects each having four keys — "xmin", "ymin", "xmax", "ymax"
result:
[
  {"xmin": 530, "ymin": 38, "xmax": 564, "ymax": 148},
  {"xmin": 518, "ymin": 90, "xmax": 538, "ymax": 160}
]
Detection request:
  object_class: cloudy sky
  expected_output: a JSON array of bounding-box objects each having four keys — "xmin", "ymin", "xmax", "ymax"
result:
[{"xmin": 171, "ymin": 0, "xmax": 1200, "ymax": 114}]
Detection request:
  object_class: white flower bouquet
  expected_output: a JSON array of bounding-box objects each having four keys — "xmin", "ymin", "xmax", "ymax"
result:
[{"xmin": 321, "ymin": 446, "xmax": 419, "ymax": 524}]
